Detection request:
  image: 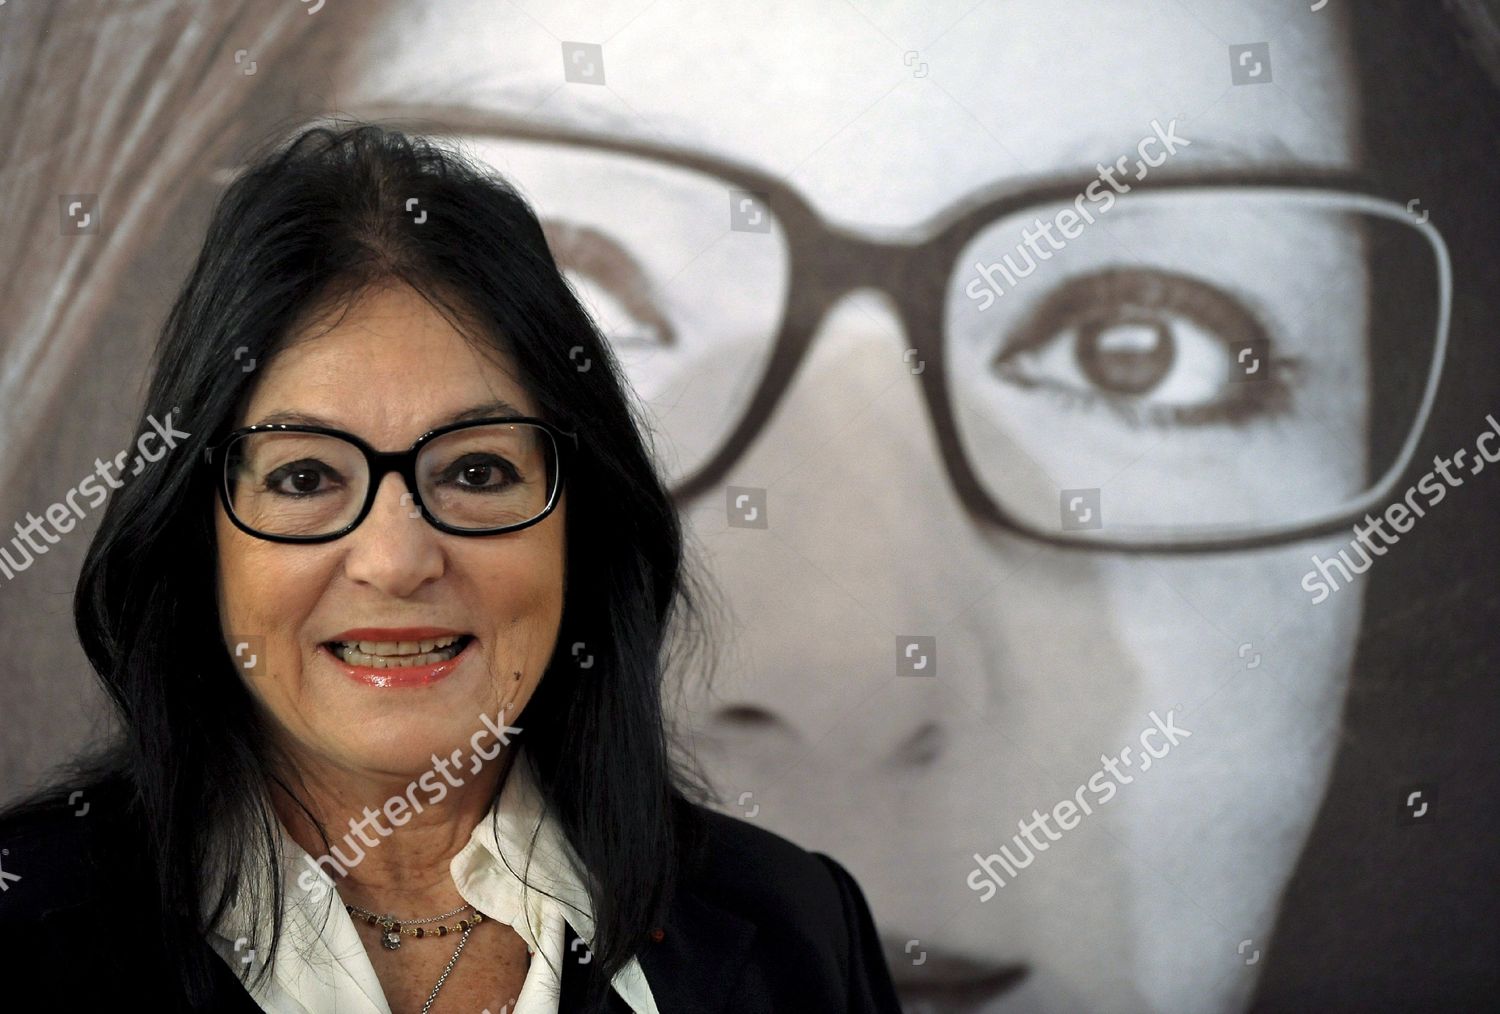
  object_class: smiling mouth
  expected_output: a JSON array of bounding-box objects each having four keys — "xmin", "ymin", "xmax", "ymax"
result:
[{"xmin": 323, "ymin": 634, "xmax": 475, "ymax": 669}]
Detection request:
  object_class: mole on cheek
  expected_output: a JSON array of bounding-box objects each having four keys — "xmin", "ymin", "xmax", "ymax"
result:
[{"xmin": 513, "ymin": 670, "xmax": 521, "ymax": 682}]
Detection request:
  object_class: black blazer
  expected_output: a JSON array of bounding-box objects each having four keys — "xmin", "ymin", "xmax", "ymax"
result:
[{"xmin": 0, "ymin": 782, "xmax": 903, "ymax": 1012}]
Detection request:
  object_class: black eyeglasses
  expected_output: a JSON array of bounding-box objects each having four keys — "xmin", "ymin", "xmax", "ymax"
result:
[{"xmin": 203, "ymin": 416, "xmax": 578, "ymax": 544}]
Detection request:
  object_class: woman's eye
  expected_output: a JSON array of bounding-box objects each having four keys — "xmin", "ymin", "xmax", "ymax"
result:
[
  {"xmin": 265, "ymin": 460, "xmax": 340, "ymax": 497},
  {"xmin": 991, "ymin": 268, "xmax": 1296, "ymax": 427},
  {"xmin": 543, "ymin": 218, "xmax": 675, "ymax": 349},
  {"xmin": 441, "ymin": 455, "xmax": 519, "ymax": 492}
]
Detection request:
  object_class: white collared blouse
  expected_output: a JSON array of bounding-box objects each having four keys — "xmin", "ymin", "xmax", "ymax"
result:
[{"xmin": 206, "ymin": 752, "xmax": 657, "ymax": 1014}]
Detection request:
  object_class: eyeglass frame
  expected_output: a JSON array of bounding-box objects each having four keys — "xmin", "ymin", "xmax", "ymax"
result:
[
  {"xmin": 202, "ymin": 415, "xmax": 580, "ymax": 544},
  {"xmin": 283, "ymin": 105, "xmax": 1454, "ymax": 554}
]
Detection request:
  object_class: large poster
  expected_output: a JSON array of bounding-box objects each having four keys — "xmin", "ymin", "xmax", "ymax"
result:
[{"xmin": 1, "ymin": 2, "xmax": 1495, "ymax": 1010}]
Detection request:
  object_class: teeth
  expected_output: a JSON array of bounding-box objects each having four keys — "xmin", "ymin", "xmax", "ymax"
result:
[
  {"xmin": 330, "ymin": 635, "xmax": 467, "ymax": 668},
  {"xmin": 335, "ymin": 635, "xmax": 463, "ymax": 655},
  {"xmin": 356, "ymin": 635, "xmax": 462, "ymax": 655}
]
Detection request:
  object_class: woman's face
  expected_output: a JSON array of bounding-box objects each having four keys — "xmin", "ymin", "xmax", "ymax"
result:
[
  {"xmin": 334, "ymin": 2, "xmax": 1366, "ymax": 1010},
  {"xmin": 215, "ymin": 282, "xmax": 565, "ymax": 786}
]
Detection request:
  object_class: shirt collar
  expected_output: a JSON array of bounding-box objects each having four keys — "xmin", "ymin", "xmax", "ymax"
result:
[
  {"xmin": 205, "ymin": 749, "xmax": 658, "ymax": 1014},
  {"xmin": 451, "ymin": 750, "xmax": 659, "ymax": 1012}
]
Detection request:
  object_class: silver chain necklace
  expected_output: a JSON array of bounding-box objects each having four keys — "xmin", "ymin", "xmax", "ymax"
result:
[
  {"xmin": 346, "ymin": 900, "xmax": 475, "ymax": 949},
  {"xmin": 346, "ymin": 900, "xmax": 497, "ymax": 1013},
  {"xmin": 420, "ymin": 920, "xmax": 476, "ymax": 1014}
]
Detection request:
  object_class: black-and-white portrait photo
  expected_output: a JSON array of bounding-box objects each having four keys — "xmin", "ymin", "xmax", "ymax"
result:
[{"xmin": 1, "ymin": 2, "xmax": 1496, "ymax": 1012}]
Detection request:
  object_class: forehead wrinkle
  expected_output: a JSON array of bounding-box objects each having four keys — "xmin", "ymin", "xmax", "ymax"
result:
[{"xmin": 243, "ymin": 323, "xmax": 532, "ymax": 442}]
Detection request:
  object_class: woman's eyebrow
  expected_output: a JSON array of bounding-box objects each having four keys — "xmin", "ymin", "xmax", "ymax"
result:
[
  {"xmin": 249, "ymin": 399, "xmax": 527, "ymax": 430},
  {"xmin": 443, "ymin": 399, "xmax": 529, "ymax": 424}
]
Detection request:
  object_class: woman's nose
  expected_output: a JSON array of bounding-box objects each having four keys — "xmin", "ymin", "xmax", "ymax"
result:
[
  {"xmin": 339, "ymin": 471, "xmax": 445, "ymax": 596},
  {"xmin": 694, "ymin": 289, "xmax": 1015, "ymax": 769}
]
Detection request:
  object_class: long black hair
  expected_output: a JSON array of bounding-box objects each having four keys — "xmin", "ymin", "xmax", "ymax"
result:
[{"xmin": 0, "ymin": 119, "xmax": 723, "ymax": 1009}]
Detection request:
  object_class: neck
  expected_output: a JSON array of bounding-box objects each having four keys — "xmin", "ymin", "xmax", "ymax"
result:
[{"xmin": 270, "ymin": 742, "xmax": 518, "ymax": 917}]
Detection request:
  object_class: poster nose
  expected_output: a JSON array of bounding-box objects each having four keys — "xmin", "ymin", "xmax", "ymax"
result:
[{"xmin": 693, "ymin": 288, "xmax": 994, "ymax": 765}]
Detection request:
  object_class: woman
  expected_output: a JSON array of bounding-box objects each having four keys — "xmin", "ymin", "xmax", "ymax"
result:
[{"xmin": 0, "ymin": 122, "xmax": 903, "ymax": 1012}]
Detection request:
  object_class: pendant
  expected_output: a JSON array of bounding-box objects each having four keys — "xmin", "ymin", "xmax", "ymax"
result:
[{"xmin": 379, "ymin": 915, "xmax": 402, "ymax": 951}]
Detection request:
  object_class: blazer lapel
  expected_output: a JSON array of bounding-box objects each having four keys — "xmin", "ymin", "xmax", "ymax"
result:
[{"xmin": 560, "ymin": 888, "xmax": 758, "ymax": 1013}]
